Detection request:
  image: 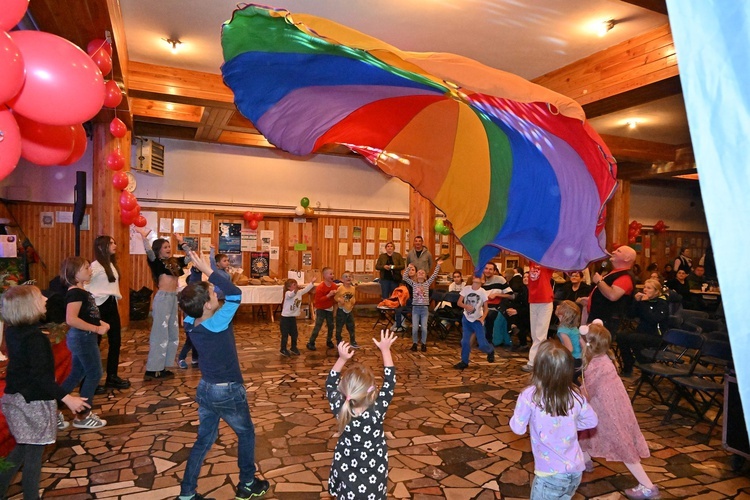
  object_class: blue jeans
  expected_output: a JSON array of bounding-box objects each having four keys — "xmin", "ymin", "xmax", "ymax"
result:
[
  {"xmin": 380, "ymin": 279, "xmax": 398, "ymax": 299},
  {"xmin": 180, "ymin": 380, "xmax": 257, "ymax": 496},
  {"xmin": 412, "ymin": 305, "xmax": 428, "ymax": 344},
  {"xmin": 61, "ymin": 328, "xmax": 103, "ymax": 410},
  {"xmin": 530, "ymin": 472, "xmax": 582, "ymax": 500},
  {"xmin": 461, "ymin": 317, "xmax": 494, "ymax": 364}
]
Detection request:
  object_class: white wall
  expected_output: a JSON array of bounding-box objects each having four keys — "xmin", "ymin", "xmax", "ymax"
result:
[
  {"xmin": 132, "ymin": 138, "xmax": 409, "ymax": 217},
  {"xmin": 630, "ymin": 182, "xmax": 708, "ymax": 232}
]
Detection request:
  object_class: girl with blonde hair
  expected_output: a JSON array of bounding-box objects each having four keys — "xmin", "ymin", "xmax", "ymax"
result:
[
  {"xmin": 325, "ymin": 330, "xmax": 397, "ymax": 499},
  {"xmin": 579, "ymin": 321, "xmax": 660, "ymax": 499}
]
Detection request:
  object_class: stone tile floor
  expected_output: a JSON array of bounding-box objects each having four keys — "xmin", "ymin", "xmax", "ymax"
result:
[{"xmin": 10, "ymin": 313, "xmax": 750, "ymax": 499}]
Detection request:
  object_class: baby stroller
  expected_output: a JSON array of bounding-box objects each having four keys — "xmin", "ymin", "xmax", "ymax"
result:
[{"xmin": 428, "ymin": 291, "xmax": 463, "ymax": 340}]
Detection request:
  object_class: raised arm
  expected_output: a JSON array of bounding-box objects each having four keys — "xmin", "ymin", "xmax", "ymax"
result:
[
  {"xmin": 135, "ymin": 226, "xmax": 157, "ymax": 261},
  {"xmin": 425, "ymin": 261, "xmax": 443, "ymax": 285},
  {"xmin": 209, "ymin": 245, "xmax": 219, "ymax": 273},
  {"xmin": 373, "ymin": 329, "xmax": 397, "ymax": 367}
]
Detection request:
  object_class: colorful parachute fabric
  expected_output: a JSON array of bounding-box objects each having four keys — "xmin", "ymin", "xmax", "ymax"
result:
[{"xmin": 221, "ymin": 4, "xmax": 618, "ymax": 272}]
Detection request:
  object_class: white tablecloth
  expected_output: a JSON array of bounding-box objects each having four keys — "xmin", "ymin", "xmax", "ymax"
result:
[{"xmin": 238, "ymin": 285, "xmax": 284, "ymax": 304}]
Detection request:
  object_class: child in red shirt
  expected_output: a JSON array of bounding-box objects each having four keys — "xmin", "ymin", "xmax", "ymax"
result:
[{"xmin": 307, "ymin": 267, "xmax": 339, "ymax": 350}]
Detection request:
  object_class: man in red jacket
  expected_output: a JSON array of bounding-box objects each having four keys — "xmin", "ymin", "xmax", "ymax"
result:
[{"xmin": 521, "ymin": 262, "xmax": 554, "ymax": 372}]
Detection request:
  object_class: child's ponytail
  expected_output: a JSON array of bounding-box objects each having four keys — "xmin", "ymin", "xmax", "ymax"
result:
[{"xmin": 335, "ymin": 364, "xmax": 377, "ymax": 432}]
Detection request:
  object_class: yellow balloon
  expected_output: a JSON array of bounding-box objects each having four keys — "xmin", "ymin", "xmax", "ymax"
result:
[{"xmin": 305, "ymin": 206, "xmax": 314, "ymax": 215}]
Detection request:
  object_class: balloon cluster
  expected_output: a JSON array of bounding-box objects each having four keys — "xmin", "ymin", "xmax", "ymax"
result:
[
  {"xmin": 628, "ymin": 220, "xmax": 643, "ymax": 244},
  {"xmin": 652, "ymin": 219, "xmax": 668, "ymax": 233},
  {"xmin": 0, "ymin": 0, "xmax": 121, "ymax": 181},
  {"xmin": 294, "ymin": 197, "xmax": 315, "ymax": 216},
  {"xmin": 243, "ymin": 211, "xmax": 264, "ymax": 230},
  {"xmin": 434, "ymin": 219, "xmax": 451, "ymax": 236}
]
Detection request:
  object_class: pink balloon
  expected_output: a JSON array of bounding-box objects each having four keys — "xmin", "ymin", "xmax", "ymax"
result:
[
  {"xmin": 15, "ymin": 112, "xmax": 74, "ymax": 166},
  {"xmin": 8, "ymin": 30, "xmax": 105, "ymax": 126},
  {"xmin": 103, "ymin": 80, "xmax": 123, "ymax": 108},
  {"xmin": 134, "ymin": 215, "xmax": 148, "ymax": 228},
  {"xmin": 106, "ymin": 149, "xmax": 125, "ymax": 171},
  {"xmin": 0, "ymin": 106, "xmax": 21, "ymax": 180},
  {"xmin": 87, "ymin": 38, "xmax": 112, "ymax": 57},
  {"xmin": 90, "ymin": 47, "xmax": 112, "ymax": 76},
  {"xmin": 0, "ymin": 31, "xmax": 25, "ymax": 105},
  {"xmin": 110, "ymin": 117, "xmax": 127, "ymax": 138},
  {"xmin": 0, "ymin": 0, "xmax": 28, "ymax": 32},
  {"xmin": 59, "ymin": 124, "xmax": 87, "ymax": 165},
  {"xmin": 112, "ymin": 171, "xmax": 129, "ymax": 190},
  {"xmin": 119, "ymin": 191, "xmax": 137, "ymax": 211}
]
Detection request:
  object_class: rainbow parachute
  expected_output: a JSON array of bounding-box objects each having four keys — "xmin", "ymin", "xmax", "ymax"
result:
[{"xmin": 221, "ymin": 4, "xmax": 617, "ymax": 272}]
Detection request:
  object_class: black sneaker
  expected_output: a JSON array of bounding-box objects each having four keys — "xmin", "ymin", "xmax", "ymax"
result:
[
  {"xmin": 326, "ymin": 341, "xmax": 335, "ymax": 349},
  {"xmin": 453, "ymin": 361, "xmax": 468, "ymax": 370},
  {"xmin": 95, "ymin": 385, "xmax": 107, "ymax": 395},
  {"xmin": 306, "ymin": 343, "xmax": 316, "ymax": 351},
  {"xmin": 280, "ymin": 349, "xmax": 290, "ymax": 357},
  {"xmin": 105, "ymin": 375, "xmax": 131, "ymax": 389},
  {"xmin": 173, "ymin": 494, "xmax": 216, "ymax": 500},
  {"xmin": 421, "ymin": 344, "xmax": 427, "ymax": 352},
  {"xmin": 236, "ymin": 478, "xmax": 270, "ymax": 499},
  {"xmin": 487, "ymin": 350, "xmax": 495, "ymax": 363},
  {"xmin": 290, "ymin": 348, "xmax": 300, "ymax": 356},
  {"xmin": 411, "ymin": 343, "xmax": 418, "ymax": 352}
]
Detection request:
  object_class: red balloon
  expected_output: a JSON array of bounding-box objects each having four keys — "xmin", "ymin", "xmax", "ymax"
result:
[
  {"xmin": 8, "ymin": 31, "xmax": 105, "ymax": 126},
  {"xmin": 122, "ymin": 205, "xmax": 140, "ymax": 220},
  {"xmin": 106, "ymin": 150, "xmax": 125, "ymax": 171},
  {"xmin": 0, "ymin": 0, "xmax": 28, "ymax": 32},
  {"xmin": 629, "ymin": 220, "xmax": 638, "ymax": 229},
  {"xmin": 103, "ymin": 80, "xmax": 123, "ymax": 108},
  {"xmin": 243, "ymin": 211, "xmax": 254, "ymax": 223},
  {"xmin": 120, "ymin": 213, "xmax": 135, "ymax": 225},
  {"xmin": 119, "ymin": 191, "xmax": 137, "ymax": 211},
  {"xmin": 87, "ymin": 38, "xmax": 112, "ymax": 57},
  {"xmin": 0, "ymin": 106, "xmax": 21, "ymax": 180},
  {"xmin": 134, "ymin": 214, "xmax": 147, "ymax": 228},
  {"xmin": 255, "ymin": 213, "xmax": 264, "ymax": 222},
  {"xmin": 0, "ymin": 31, "xmax": 25, "ymax": 105},
  {"xmin": 248, "ymin": 219, "xmax": 259, "ymax": 230},
  {"xmin": 112, "ymin": 171, "xmax": 129, "ymax": 190},
  {"xmin": 90, "ymin": 47, "xmax": 112, "ymax": 76},
  {"xmin": 15, "ymin": 112, "xmax": 74, "ymax": 166},
  {"xmin": 109, "ymin": 117, "xmax": 127, "ymax": 138},
  {"xmin": 628, "ymin": 236, "xmax": 637, "ymax": 244},
  {"xmin": 59, "ymin": 123, "xmax": 87, "ymax": 166}
]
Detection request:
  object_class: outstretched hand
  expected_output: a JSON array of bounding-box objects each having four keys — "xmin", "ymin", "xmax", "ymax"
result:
[
  {"xmin": 134, "ymin": 226, "xmax": 150, "ymax": 238},
  {"xmin": 187, "ymin": 250, "xmax": 212, "ymax": 276},
  {"xmin": 337, "ymin": 341, "xmax": 355, "ymax": 360},
  {"xmin": 373, "ymin": 329, "xmax": 397, "ymax": 352}
]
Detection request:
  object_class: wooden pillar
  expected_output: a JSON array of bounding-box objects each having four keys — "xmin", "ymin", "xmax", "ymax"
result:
[
  {"xmin": 92, "ymin": 123, "xmax": 132, "ymax": 328},
  {"xmin": 605, "ymin": 179, "xmax": 631, "ymax": 249},
  {"xmin": 408, "ymin": 188, "xmax": 435, "ymax": 251}
]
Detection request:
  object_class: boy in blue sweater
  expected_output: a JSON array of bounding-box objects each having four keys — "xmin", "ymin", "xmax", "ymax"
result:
[{"xmin": 175, "ymin": 250, "xmax": 269, "ymax": 500}]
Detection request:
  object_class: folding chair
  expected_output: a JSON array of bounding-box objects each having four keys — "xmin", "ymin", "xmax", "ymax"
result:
[
  {"xmin": 428, "ymin": 292, "xmax": 462, "ymax": 340},
  {"xmin": 630, "ymin": 329, "xmax": 704, "ymax": 405},
  {"xmin": 663, "ymin": 339, "xmax": 733, "ymax": 440},
  {"xmin": 373, "ymin": 306, "xmax": 395, "ymax": 330}
]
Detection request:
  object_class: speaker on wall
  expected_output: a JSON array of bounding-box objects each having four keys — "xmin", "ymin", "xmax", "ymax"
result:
[{"xmin": 72, "ymin": 171, "xmax": 86, "ymax": 227}]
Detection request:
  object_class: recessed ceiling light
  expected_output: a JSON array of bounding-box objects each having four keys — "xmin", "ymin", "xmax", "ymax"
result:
[
  {"xmin": 162, "ymin": 37, "xmax": 183, "ymax": 54},
  {"xmin": 627, "ymin": 120, "xmax": 638, "ymax": 129},
  {"xmin": 598, "ymin": 19, "xmax": 616, "ymax": 37}
]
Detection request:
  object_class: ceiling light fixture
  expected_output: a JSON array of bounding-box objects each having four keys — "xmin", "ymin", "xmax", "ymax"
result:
[
  {"xmin": 162, "ymin": 37, "xmax": 182, "ymax": 54},
  {"xmin": 627, "ymin": 120, "xmax": 638, "ymax": 129},
  {"xmin": 598, "ymin": 19, "xmax": 616, "ymax": 37}
]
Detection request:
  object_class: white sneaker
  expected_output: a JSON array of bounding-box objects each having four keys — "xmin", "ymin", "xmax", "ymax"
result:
[
  {"xmin": 57, "ymin": 411, "xmax": 69, "ymax": 430},
  {"xmin": 72, "ymin": 412, "xmax": 107, "ymax": 429}
]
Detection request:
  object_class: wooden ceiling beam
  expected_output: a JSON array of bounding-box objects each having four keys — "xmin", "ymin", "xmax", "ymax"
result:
[
  {"xmin": 601, "ymin": 134, "xmax": 678, "ymax": 163},
  {"xmin": 532, "ymin": 24, "xmax": 678, "ymax": 107},
  {"xmin": 128, "ymin": 61, "xmax": 235, "ymax": 104},
  {"xmin": 621, "ymin": 0, "xmax": 668, "ymax": 16},
  {"xmin": 131, "ymin": 98, "xmax": 204, "ymax": 124}
]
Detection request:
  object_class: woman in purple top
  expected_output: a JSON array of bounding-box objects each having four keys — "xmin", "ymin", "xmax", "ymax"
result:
[{"xmin": 510, "ymin": 339, "xmax": 598, "ymax": 500}]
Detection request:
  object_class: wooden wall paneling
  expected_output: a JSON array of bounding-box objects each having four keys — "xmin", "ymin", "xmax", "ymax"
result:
[{"xmin": 634, "ymin": 230, "xmax": 709, "ymax": 279}]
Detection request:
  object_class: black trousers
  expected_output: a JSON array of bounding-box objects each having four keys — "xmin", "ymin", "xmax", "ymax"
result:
[{"xmin": 97, "ymin": 296, "xmax": 122, "ymax": 378}]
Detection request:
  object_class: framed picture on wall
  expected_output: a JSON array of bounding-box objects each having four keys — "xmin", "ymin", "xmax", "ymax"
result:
[{"xmin": 504, "ymin": 257, "xmax": 519, "ymax": 271}]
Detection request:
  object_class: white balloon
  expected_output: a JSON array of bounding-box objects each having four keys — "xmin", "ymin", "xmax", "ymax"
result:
[{"xmin": 295, "ymin": 206, "xmax": 305, "ymax": 216}]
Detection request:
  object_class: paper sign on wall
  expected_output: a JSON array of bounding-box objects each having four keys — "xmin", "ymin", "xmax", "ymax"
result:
[
  {"xmin": 201, "ymin": 220, "xmax": 212, "ymax": 234},
  {"xmin": 352, "ymin": 242, "xmax": 362, "ymax": 255},
  {"xmin": 325, "ymin": 225, "xmax": 334, "ymax": 239},
  {"xmin": 189, "ymin": 220, "xmax": 201, "ymax": 234},
  {"xmin": 366, "ymin": 242, "xmax": 375, "ymax": 255}
]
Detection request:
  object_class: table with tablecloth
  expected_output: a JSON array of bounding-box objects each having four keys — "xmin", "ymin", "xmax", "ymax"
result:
[{"xmin": 238, "ymin": 285, "xmax": 284, "ymax": 321}]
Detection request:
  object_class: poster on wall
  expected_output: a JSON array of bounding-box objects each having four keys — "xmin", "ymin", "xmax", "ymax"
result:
[
  {"xmin": 129, "ymin": 211, "xmax": 158, "ymax": 254},
  {"xmin": 241, "ymin": 229, "xmax": 257, "ymax": 252},
  {"xmin": 227, "ymin": 253, "xmax": 243, "ymax": 268},
  {"xmin": 250, "ymin": 251, "xmax": 270, "ymax": 278},
  {"xmin": 218, "ymin": 222, "xmax": 241, "ymax": 253},
  {"xmin": 200, "ymin": 237, "xmax": 211, "ymax": 253},
  {"xmin": 182, "ymin": 236, "xmax": 198, "ymax": 251}
]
